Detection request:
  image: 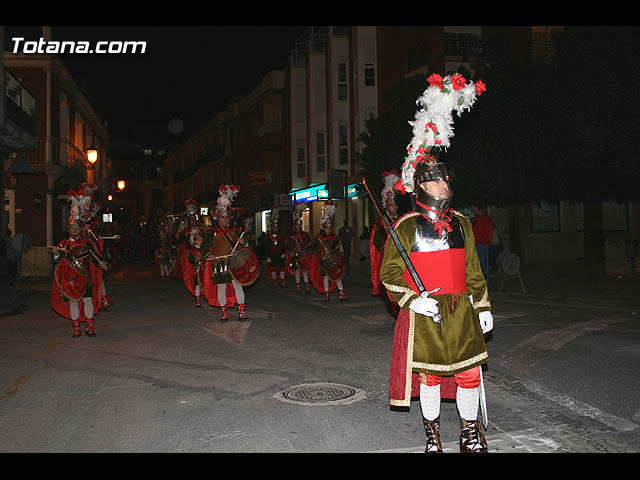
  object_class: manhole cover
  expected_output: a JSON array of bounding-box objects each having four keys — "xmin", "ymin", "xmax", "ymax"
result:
[{"xmin": 277, "ymin": 383, "xmax": 365, "ymax": 406}]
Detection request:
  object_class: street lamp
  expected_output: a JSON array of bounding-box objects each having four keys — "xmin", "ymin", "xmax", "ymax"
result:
[
  {"xmin": 86, "ymin": 145, "xmax": 98, "ymax": 169},
  {"xmin": 117, "ymin": 180, "xmax": 125, "ymax": 191}
]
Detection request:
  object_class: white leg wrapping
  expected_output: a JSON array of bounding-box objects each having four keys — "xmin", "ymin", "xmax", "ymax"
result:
[
  {"xmin": 69, "ymin": 300, "xmax": 80, "ymax": 320},
  {"xmin": 217, "ymin": 283, "xmax": 227, "ymax": 306},
  {"xmin": 456, "ymin": 386, "xmax": 479, "ymax": 421},
  {"xmin": 83, "ymin": 297, "xmax": 94, "ymax": 319},
  {"xmin": 232, "ymin": 280, "xmax": 245, "ymax": 304},
  {"xmin": 419, "ymin": 383, "xmax": 441, "ymax": 421}
]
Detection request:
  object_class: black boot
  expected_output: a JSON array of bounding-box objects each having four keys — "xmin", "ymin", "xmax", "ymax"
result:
[
  {"xmin": 459, "ymin": 418, "xmax": 488, "ymax": 453},
  {"xmin": 423, "ymin": 417, "xmax": 443, "ymax": 453}
]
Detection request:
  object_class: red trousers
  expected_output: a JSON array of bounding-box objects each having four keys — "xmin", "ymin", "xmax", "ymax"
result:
[{"xmin": 420, "ymin": 366, "xmax": 481, "ymax": 389}]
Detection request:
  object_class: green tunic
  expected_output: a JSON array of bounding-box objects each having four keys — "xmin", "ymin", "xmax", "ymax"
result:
[{"xmin": 380, "ymin": 210, "xmax": 491, "ymax": 376}]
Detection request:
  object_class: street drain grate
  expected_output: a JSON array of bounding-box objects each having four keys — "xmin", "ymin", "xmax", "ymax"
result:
[{"xmin": 277, "ymin": 383, "xmax": 365, "ymax": 406}]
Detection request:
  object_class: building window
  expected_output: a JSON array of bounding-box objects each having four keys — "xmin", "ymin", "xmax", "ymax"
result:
[
  {"xmin": 316, "ymin": 132, "xmax": 325, "ymax": 172},
  {"xmin": 337, "ymin": 62, "xmax": 348, "ymax": 101},
  {"xmin": 602, "ymin": 201, "xmax": 629, "ymax": 232},
  {"xmin": 530, "ymin": 202, "xmax": 560, "ymax": 232},
  {"xmin": 297, "ymin": 147, "xmax": 305, "ymax": 178},
  {"xmin": 364, "ymin": 63, "xmax": 375, "ymax": 86},
  {"xmin": 338, "ymin": 124, "xmax": 348, "ymax": 166},
  {"xmin": 444, "ymin": 32, "xmax": 481, "ymax": 62}
]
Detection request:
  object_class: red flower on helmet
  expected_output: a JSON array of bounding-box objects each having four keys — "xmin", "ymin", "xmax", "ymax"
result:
[
  {"xmin": 451, "ymin": 73, "xmax": 466, "ymax": 91},
  {"xmin": 475, "ymin": 79, "xmax": 486, "ymax": 96},
  {"xmin": 394, "ymin": 178, "xmax": 405, "ymax": 194},
  {"xmin": 427, "ymin": 73, "xmax": 444, "ymax": 89}
]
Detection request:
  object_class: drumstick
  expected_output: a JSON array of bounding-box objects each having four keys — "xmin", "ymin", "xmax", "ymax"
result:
[
  {"xmin": 229, "ymin": 232, "xmax": 245, "ymax": 256},
  {"xmin": 48, "ymin": 245, "xmax": 71, "ymax": 254}
]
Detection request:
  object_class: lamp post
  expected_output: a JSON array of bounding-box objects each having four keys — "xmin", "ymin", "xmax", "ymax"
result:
[{"xmin": 86, "ymin": 145, "xmax": 98, "ymax": 183}]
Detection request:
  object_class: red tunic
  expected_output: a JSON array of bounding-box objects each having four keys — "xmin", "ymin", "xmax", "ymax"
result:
[{"xmin": 51, "ymin": 236, "xmax": 104, "ymax": 320}]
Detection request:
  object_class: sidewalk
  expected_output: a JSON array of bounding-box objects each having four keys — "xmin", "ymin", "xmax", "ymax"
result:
[
  {"xmin": 2, "ymin": 258, "xmax": 639, "ymax": 315},
  {"xmin": 343, "ymin": 257, "xmax": 640, "ymax": 310}
]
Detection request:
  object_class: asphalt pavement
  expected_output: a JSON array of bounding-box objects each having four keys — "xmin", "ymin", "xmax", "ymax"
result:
[
  {"xmin": 4, "ymin": 253, "xmax": 638, "ymax": 314},
  {"xmin": 0, "ymin": 253, "xmax": 638, "ymax": 454}
]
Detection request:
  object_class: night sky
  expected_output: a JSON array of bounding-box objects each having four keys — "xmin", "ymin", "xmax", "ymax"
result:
[{"xmin": 6, "ymin": 26, "xmax": 310, "ymax": 141}]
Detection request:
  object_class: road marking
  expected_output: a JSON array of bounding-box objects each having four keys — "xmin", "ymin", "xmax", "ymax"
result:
[
  {"xmin": 517, "ymin": 378, "xmax": 638, "ymax": 432},
  {"xmin": 346, "ymin": 314, "xmax": 381, "ymax": 325},
  {"xmin": 40, "ymin": 341, "xmax": 62, "ymax": 355},
  {"xmin": 0, "ymin": 375, "xmax": 31, "ymax": 400},
  {"xmin": 495, "ymin": 317, "xmax": 628, "ymax": 372}
]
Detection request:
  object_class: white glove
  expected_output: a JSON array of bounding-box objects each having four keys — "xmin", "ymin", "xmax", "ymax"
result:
[
  {"xmin": 267, "ymin": 258, "xmax": 271, "ymax": 263},
  {"xmin": 478, "ymin": 311, "xmax": 494, "ymax": 334},
  {"xmin": 409, "ymin": 292, "xmax": 439, "ymax": 317}
]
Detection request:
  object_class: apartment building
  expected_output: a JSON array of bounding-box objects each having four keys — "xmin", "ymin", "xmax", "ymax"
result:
[
  {"xmin": 286, "ymin": 26, "xmax": 638, "ymax": 270},
  {"xmin": 286, "ymin": 26, "xmax": 379, "ymax": 246},
  {"xmin": 163, "ymin": 70, "xmax": 287, "ymax": 235},
  {"xmin": 2, "ymin": 27, "xmax": 110, "ymax": 276}
]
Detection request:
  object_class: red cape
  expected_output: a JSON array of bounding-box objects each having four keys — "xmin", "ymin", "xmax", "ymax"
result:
[
  {"xmin": 309, "ymin": 233, "xmax": 339, "ymax": 294},
  {"xmin": 390, "ymin": 309, "xmax": 457, "ymax": 407},
  {"xmin": 369, "ymin": 220, "xmax": 385, "ymax": 296},
  {"xmin": 51, "ymin": 239, "xmax": 103, "ymax": 321},
  {"xmin": 203, "ymin": 261, "xmax": 238, "ymax": 307}
]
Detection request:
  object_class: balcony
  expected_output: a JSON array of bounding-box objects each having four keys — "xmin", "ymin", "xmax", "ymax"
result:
[
  {"xmin": 23, "ymin": 136, "xmax": 90, "ymax": 177},
  {"xmin": 1, "ymin": 66, "xmax": 37, "ymax": 150}
]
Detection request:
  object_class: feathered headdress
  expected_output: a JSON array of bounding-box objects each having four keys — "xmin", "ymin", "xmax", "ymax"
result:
[
  {"xmin": 400, "ymin": 73, "xmax": 486, "ymax": 193},
  {"xmin": 184, "ymin": 198, "xmax": 199, "ymax": 216},
  {"xmin": 381, "ymin": 170, "xmax": 400, "ymax": 206},
  {"xmin": 66, "ymin": 185, "xmax": 93, "ymax": 226},
  {"xmin": 320, "ymin": 202, "xmax": 337, "ymax": 226},
  {"xmin": 270, "ymin": 206, "xmax": 279, "ymax": 228},
  {"xmin": 293, "ymin": 202, "xmax": 306, "ymax": 225},
  {"xmin": 215, "ymin": 185, "xmax": 239, "ymax": 218}
]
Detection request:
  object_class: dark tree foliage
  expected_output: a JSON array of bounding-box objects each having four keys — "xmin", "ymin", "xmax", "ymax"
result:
[
  {"xmin": 551, "ymin": 26, "xmax": 640, "ymax": 203},
  {"xmin": 358, "ymin": 74, "xmax": 429, "ymax": 191},
  {"xmin": 359, "ymin": 26, "xmax": 640, "ymax": 209}
]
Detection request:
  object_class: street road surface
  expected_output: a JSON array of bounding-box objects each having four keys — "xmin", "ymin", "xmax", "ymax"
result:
[{"xmin": 0, "ymin": 259, "xmax": 638, "ymax": 453}]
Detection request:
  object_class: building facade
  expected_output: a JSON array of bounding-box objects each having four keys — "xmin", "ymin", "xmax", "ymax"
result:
[
  {"xmin": 2, "ymin": 27, "xmax": 110, "ymax": 276},
  {"xmin": 163, "ymin": 70, "xmax": 287, "ymax": 236}
]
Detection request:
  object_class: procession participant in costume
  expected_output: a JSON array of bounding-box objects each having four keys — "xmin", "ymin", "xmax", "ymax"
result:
[
  {"xmin": 265, "ymin": 207, "xmax": 287, "ymax": 288},
  {"xmin": 155, "ymin": 219, "xmax": 174, "ymax": 280},
  {"xmin": 180, "ymin": 201, "xmax": 206, "ymax": 298},
  {"xmin": 173, "ymin": 199, "xmax": 199, "ymax": 280},
  {"xmin": 370, "ymin": 170, "xmax": 402, "ymax": 298},
  {"xmin": 76, "ymin": 183, "xmax": 115, "ymax": 312},
  {"xmin": 309, "ymin": 202, "xmax": 347, "ymax": 302},
  {"xmin": 203, "ymin": 185, "xmax": 254, "ymax": 321},
  {"xmin": 51, "ymin": 193, "xmax": 108, "ymax": 337},
  {"xmin": 186, "ymin": 229, "xmax": 205, "ymax": 307},
  {"xmin": 380, "ymin": 73, "xmax": 492, "ymax": 453},
  {"xmin": 285, "ymin": 202, "xmax": 312, "ymax": 294}
]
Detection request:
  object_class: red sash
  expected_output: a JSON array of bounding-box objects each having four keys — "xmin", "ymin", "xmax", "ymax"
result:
[{"xmin": 401, "ymin": 249, "xmax": 466, "ymax": 294}]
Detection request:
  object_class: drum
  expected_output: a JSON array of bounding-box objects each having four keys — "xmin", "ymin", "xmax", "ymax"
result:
[
  {"xmin": 228, "ymin": 248, "xmax": 259, "ymax": 286},
  {"xmin": 322, "ymin": 249, "xmax": 344, "ymax": 281}
]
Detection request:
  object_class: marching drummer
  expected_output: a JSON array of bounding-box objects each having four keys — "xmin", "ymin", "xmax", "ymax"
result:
[
  {"xmin": 309, "ymin": 202, "xmax": 348, "ymax": 302},
  {"xmin": 187, "ymin": 229, "xmax": 205, "ymax": 307},
  {"xmin": 286, "ymin": 202, "xmax": 313, "ymax": 294},
  {"xmin": 203, "ymin": 185, "xmax": 250, "ymax": 321},
  {"xmin": 265, "ymin": 207, "xmax": 287, "ymax": 288}
]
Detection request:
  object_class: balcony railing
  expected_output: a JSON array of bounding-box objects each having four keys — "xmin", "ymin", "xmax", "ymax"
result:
[
  {"xmin": 3, "ymin": 66, "xmax": 37, "ymax": 137},
  {"xmin": 24, "ymin": 136, "xmax": 89, "ymax": 171}
]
